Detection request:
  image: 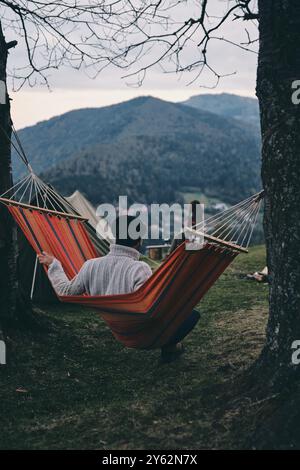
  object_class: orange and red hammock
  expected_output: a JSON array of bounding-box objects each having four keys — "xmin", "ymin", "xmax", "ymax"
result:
[{"xmin": 0, "ymin": 198, "xmax": 243, "ymax": 349}]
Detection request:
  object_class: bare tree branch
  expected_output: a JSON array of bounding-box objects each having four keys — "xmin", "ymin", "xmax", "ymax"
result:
[{"xmin": 0, "ymin": 0, "xmax": 259, "ymax": 89}]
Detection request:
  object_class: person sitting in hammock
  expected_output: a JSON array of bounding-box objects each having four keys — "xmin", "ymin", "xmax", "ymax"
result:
[
  {"xmin": 38, "ymin": 215, "xmax": 199, "ymax": 362},
  {"xmin": 38, "ymin": 215, "xmax": 152, "ymax": 297}
]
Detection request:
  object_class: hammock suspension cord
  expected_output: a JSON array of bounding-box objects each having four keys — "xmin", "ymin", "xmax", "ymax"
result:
[
  {"xmin": 0, "ymin": 119, "xmax": 264, "ymax": 251},
  {"xmin": 0, "ymin": 121, "xmax": 265, "ymax": 349},
  {"xmin": 0, "ymin": 168, "xmax": 264, "ymax": 252}
]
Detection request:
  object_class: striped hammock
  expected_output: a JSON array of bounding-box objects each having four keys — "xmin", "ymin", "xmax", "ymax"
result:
[{"xmin": 0, "ymin": 172, "xmax": 263, "ymax": 349}]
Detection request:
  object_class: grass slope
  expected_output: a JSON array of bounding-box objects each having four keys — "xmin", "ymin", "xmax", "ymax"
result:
[{"xmin": 0, "ymin": 246, "xmax": 268, "ymax": 450}]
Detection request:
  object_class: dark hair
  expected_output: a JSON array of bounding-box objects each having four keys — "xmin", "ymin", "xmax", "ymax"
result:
[{"xmin": 112, "ymin": 215, "xmax": 144, "ymax": 248}]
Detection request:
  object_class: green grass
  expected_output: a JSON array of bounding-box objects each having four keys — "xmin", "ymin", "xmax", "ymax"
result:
[{"xmin": 0, "ymin": 246, "xmax": 268, "ymax": 450}]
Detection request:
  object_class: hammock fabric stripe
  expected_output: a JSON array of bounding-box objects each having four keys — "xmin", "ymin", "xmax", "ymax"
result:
[
  {"xmin": 7, "ymin": 204, "xmax": 238, "ymax": 349},
  {"xmin": 66, "ymin": 218, "xmax": 88, "ymax": 262}
]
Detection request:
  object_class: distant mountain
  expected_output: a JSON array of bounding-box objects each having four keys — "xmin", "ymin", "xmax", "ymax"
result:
[
  {"xmin": 13, "ymin": 96, "xmax": 261, "ymax": 205},
  {"xmin": 183, "ymin": 93, "xmax": 260, "ymax": 130}
]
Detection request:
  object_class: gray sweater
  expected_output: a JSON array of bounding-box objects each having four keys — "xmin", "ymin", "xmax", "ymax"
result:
[{"xmin": 47, "ymin": 244, "xmax": 152, "ymax": 296}]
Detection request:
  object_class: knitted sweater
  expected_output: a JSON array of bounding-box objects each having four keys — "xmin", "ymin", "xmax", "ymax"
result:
[{"xmin": 47, "ymin": 244, "xmax": 152, "ymax": 296}]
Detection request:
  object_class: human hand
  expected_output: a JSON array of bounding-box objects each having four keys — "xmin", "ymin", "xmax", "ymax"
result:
[{"xmin": 37, "ymin": 251, "xmax": 55, "ymax": 267}]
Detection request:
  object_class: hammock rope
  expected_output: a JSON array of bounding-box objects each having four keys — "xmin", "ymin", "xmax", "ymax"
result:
[
  {"xmin": 183, "ymin": 190, "xmax": 263, "ymax": 250},
  {"xmin": 12, "ymin": 122, "xmax": 29, "ymax": 166},
  {"xmin": 0, "ymin": 132, "xmax": 264, "ymax": 349},
  {"xmin": 1, "ymin": 170, "xmax": 264, "ymax": 251}
]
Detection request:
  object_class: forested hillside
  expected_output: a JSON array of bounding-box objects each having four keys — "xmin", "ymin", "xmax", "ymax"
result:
[
  {"xmin": 183, "ymin": 93, "xmax": 260, "ymax": 130},
  {"xmin": 13, "ymin": 95, "xmax": 261, "ymax": 205}
]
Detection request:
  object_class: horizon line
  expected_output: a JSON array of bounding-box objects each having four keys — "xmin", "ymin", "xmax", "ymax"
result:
[{"xmin": 14, "ymin": 90, "xmax": 257, "ymax": 131}]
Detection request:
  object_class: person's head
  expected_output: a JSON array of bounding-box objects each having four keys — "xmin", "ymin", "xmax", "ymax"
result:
[
  {"xmin": 112, "ymin": 215, "xmax": 144, "ymax": 250},
  {"xmin": 190, "ymin": 200, "xmax": 201, "ymax": 227}
]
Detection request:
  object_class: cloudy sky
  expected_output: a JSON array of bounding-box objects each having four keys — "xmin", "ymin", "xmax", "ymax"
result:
[{"xmin": 5, "ymin": 1, "xmax": 259, "ymax": 129}]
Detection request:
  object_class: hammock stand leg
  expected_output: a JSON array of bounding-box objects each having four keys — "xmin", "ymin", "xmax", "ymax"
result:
[{"xmin": 30, "ymin": 255, "xmax": 38, "ymax": 300}]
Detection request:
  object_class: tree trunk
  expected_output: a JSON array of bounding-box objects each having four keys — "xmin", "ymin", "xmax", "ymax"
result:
[
  {"xmin": 256, "ymin": 0, "xmax": 300, "ymax": 384},
  {"xmin": 0, "ymin": 23, "xmax": 19, "ymax": 328}
]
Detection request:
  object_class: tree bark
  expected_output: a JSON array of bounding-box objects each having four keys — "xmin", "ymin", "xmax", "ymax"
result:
[
  {"xmin": 0, "ymin": 22, "xmax": 18, "ymax": 328},
  {"xmin": 256, "ymin": 0, "xmax": 300, "ymax": 384}
]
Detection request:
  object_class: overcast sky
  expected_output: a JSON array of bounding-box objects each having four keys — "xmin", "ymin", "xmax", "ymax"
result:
[{"xmin": 6, "ymin": 1, "xmax": 259, "ymax": 130}]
